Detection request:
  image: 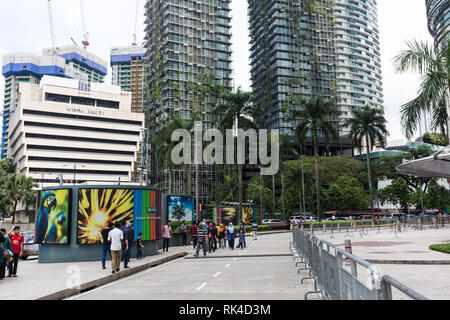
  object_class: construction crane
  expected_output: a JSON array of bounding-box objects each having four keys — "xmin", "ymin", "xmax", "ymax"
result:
[
  {"xmin": 132, "ymin": 0, "xmax": 139, "ymax": 45},
  {"xmin": 80, "ymin": 0, "xmax": 89, "ymax": 49},
  {"xmin": 47, "ymin": 0, "xmax": 58, "ymax": 55}
]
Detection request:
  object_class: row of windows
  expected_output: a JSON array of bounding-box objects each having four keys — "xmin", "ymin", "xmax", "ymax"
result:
[
  {"xmin": 25, "ymin": 133, "xmax": 137, "ymax": 146},
  {"xmin": 28, "ymin": 156, "xmax": 132, "ymax": 166},
  {"xmin": 24, "ymin": 121, "xmax": 140, "ymax": 136},
  {"xmin": 27, "ymin": 145, "xmax": 135, "ymax": 156},
  {"xmin": 29, "ymin": 168, "xmax": 129, "ymax": 175},
  {"xmin": 45, "ymin": 93, "xmax": 120, "ymax": 109}
]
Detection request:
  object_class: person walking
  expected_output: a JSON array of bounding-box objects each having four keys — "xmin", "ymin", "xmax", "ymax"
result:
[
  {"xmin": 126, "ymin": 222, "xmax": 134, "ymax": 263},
  {"xmin": 181, "ymin": 220, "xmax": 187, "ymax": 246},
  {"xmin": 108, "ymin": 222, "xmax": 123, "ymax": 274},
  {"xmin": 194, "ymin": 222, "xmax": 207, "ymax": 257},
  {"xmin": 217, "ymin": 224, "xmax": 225, "ymax": 249},
  {"xmin": 162, "ymin": 221, "xmax": 172, "ymax": 252},
  {"xmin": 101, "ymin": 222, "xmax": 113, "ymax": 270},
  {"xmin": 0, "ymin": 229, "xmax": 12, "ymax": 280},
  {"xmin": 190, "ymin": 223, "xmax": 198, "ymax": 249},
  {"xmin": 136, "ymin": 232, "xmax": 144, "ymax": 260},
  {"xmin": 121, "ymin": 221, "xmax": 130, "ymax": 269},
  {"xmin": 8, "ymin": 226, "xmax": 24, "ymax": 278},
  {"xmin": 252, "ymin": 221, "xmax": 258, "ymax": 240},
  {"xmin": 239, "ymin": 222, "xmax": 246, "ymax": 248},
  {"xmin": 227, "ymin": 222, "xmax": 235, "ymax": 250},
  {"xmin": 212, "ymin": 223, "xmax": 218, "ymax": 251},
  {"xmin": 237, "ymin": 229, "xmax": 245, "ymax": 249}
]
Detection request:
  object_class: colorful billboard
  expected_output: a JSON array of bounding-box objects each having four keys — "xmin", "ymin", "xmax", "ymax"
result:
[
  {"xmin": 77, "ymin": 188, "xmax": 134, "ymax": 244},
  {"xmin": 134, "ymin": 190, "xmax": 163, "ymax": 241},
  {"xmin": 213, "ymin": 207, "xmax": 238, "ymax": 225},
  {"xmin": 168, "ymin": 196, "xmax": 194, "ymax": 223},
  {"xmin": 35, "ymin": 189, "xmax": 70, "ymax": 244}
]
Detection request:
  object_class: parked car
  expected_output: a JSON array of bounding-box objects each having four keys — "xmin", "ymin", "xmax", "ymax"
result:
[
  {"xmin": 305, "ymin": 216, "xmax": 319, "ymax": 222},
  {"xmin": 324, "ymin": 217, "xmax": 347, "ymax": 221},
  {"xmin": 289, "ymin": 216, "xmax": 304, "ymax": 224},
  {"xmin": 21, "ymin": 231, "xmax": 38, "ymax": 260},
  {"xmin": 262, "ymin": 219, "xmax": 288, "ymax": 229}
]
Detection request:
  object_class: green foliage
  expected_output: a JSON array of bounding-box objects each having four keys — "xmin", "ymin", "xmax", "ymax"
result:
[
  {"xmin": 322, "ymin": 176, "xmax": 370, "ymax": 212},
  {"xmin": 246, "ymin": 182, "xmax": 275, "ymax": 216},
  {"xmin": 378, "ymin": 178, "xmax": 412, "ymax": 213},
  {"xmin": 1, "ymin": 173, "xmax": 37, "ymax": 222},
  {"xmin": 422, "ymin": 132, "xmax": 448, "ymax": 146},
  {"xmin": 429, "ymin": 244, "xmax": 450, "ymax": 254}
]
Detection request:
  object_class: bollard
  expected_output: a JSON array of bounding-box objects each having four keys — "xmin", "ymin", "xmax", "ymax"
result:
[
  {"xmin": 310, "ymin": 223, "xmax": 313, "ymax": 235},
  {"xmin": 344, "ymin": 239, "xmax": 352, "ymax": 266},
  {"xmin": 323, "ymin": 223, "xmax": 326, "ymax": 234},
  {"xmin": 338, "ymin": 222, "xmax": 341, "ymax": 233}
]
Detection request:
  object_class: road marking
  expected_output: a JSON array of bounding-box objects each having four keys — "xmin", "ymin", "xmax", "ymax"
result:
[
  {"xmin": 239, "ymin": 252, "xmax": 244, "ymax": 256},
  {"xmin": 213, "ymin": 272, "xmax": 221, "ymax": 277},
  {"xmin": 225, "ymin": 263, "xmax": 231, "ymax": 268},
  {"xmin": 197, "ymin": 282, "xmax": 208, "ymax": 291},
  {"xmin": 233, "ymin": 258, "xmax": 237, "ymax": 261}
]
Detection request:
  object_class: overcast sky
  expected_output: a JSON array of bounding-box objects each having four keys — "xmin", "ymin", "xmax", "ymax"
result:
[{"xmin": 0, "ymin": 0, "xmax": 433, "ymax": 141}]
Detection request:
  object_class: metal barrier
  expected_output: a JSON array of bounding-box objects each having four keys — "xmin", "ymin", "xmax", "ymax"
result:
[{"xmin": 291, "ymin": 228, "xmax": 428, "ymax": 300}]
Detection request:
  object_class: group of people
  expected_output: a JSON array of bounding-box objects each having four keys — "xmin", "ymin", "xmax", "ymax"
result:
[
  {"xmin": 101, "ymin": 221, "xmax": 144, "ymax": 273},
  {"xmin": 0, "ymin": 226, "xmax": 24, "ymax": 279},
  {"xmin": 187, "ymin": 220, "xmax": 258, "ymax": 257}
]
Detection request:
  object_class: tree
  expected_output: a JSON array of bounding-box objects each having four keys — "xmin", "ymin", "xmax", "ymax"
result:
[
  {"xmin": 246, "ymin": 182, "xmax": 275, "ymax": 219},
  {"xmin": 344, "ymin": 105, "xmax": 389, "ymax": 219},
  {"xmin": 394, "ymin": 40, "xmax": 450, "ymax": 141},
  {"xmin": 216, "ymin": 88, "xmax": 262, "ymax": 222},
  {"xmin": 287, "ymin": 96, "xmax": 342, "ymax": 220},
  {"xmin": 422, "ymin": 132, "xmax": 448, "ymax": 146},
  {"xmin": 4, "ymin": 174, "xmax": 37, "ymax": 223},
  {"xmin": 379, "ymin": 178, "xmax": 412, "ymax": 213},
  {"xmin": 323, "ymin": 176, "xmax": 370, "ymax": 212}
]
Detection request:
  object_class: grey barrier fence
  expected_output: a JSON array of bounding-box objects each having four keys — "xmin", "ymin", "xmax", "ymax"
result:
[{"xmin": 290, "ymin": 228, "xmax": 428, "ymax": 300}]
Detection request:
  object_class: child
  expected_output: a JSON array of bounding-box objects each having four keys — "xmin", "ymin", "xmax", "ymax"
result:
[
  {"xmin": 136, "ymin": 232, "xmax": 144, "ymax": 260},
  {"xmin": 237, "ymin": 229, "xmax": 245, "ymax": 250}
]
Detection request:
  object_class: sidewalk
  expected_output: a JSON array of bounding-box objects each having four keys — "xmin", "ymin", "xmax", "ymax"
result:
[{"xmin": 1, "ymin": 247, "xmax": 189, "ymax": 300}]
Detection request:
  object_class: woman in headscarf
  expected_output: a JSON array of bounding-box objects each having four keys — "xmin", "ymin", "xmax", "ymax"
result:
[
  {"xmin": 218, "ymin": 224, "xmax": 226, "ymax": 249},
  {"xmin": 226, "ymin": 222, "xmax": 235, "ymax": 250}
]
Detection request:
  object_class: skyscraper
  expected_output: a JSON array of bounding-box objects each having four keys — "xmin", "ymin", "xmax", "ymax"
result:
[
  {"xmin": 248, "ymin": 0, "xmax": 383, "ymax": 154},
  {"xmin": 1, "ymin": 45, "xmax": 107, "ymax": 158},
  {"xmin": 144, "ymin": 0, "xmax": 232, "ymax": 200},
  {"xmin": 111, "ymin": 45, "xmax": 146, "ymax": 182},
  {"xmin": 426, "ymin": 0, "xmax": 450, "ymax": 49}
]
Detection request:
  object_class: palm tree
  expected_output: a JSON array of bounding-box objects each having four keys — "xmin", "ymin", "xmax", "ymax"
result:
[
  {"xmin": 4, "ymin": 174, "xmax": 37, "ymax": 224},
  {"xmin": 394, "ymin": 40, "xmax": 450, "ymax": 141},
  {"xmin": 288, "ymin": 96, "xmax": 342, "ymax": 220},
  {"xmin": 217, "ymin": 88, "xmax": 260, "ymax": 220},
  {"xmin": 278, "ymin": 134, "xmax": 296, "ymax": 220},
  {"xmin": 344, "ymin": 105, "xmax": 388, "ymax": 218}
]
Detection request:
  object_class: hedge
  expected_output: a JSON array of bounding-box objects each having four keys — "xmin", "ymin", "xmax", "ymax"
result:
[{"xmin": 429, "ymin": 244, "xmax": 450, "ymax": 254}]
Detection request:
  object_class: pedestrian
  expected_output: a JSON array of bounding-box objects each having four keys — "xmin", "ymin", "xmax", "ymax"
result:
[
  {"xmin": 194, "ymin": 222, "xmax": 207, "ymax": 257},
  {"xmin": 217, "ymin": 224, "xmax": 225, "ymax": 249},
  {"xmin": 222, "ymin": 224, "xmax": 228, "ymax": 248},
  {"xmin": 101, "ymin": 222, "xmax": 113, "ymax": 270},
  {"xmin": 121, "ymin": 221, "xmax": 130, "ymax": 269},
  {"xmin": 227, "ymin": 222, "xmax": 235, "ymax": 250},
  {"xmin": 162, "ymin": 220, "xmax": 172, "ymax": 252},
  {"xmin": 136, "ymin": 232, "xmax": 144, "ymax": 260},
  {"xmin": 239, "ymin": 222, "xmax": 246, "ymax": 248},
  {"xmin": 108, "ymin": 222, "xmax": 123, "ymax": 274},
  {"xmin": 212, "ymin": 223, "xmax": 218, "ymax": 251},
  {"xmin": 181, "ymin": 220, "xmax": 187, "ymax": 246},
  {"xmin": 8, "ymin": 226, "xmax": 24, "ymax": 278},
  {"xmin": 237, "ymin": 229, "xmax": 245, "ymax": 249},
  {"xmin": 0, "ymin": 229, "xmax": 12, "ymax": 280},
  {"xmin": 126, "ymin": 222, "xmax": 134, "ymax": 261},
  {"xmin": 252, "ymin": 221, "xmax": 258, "ymax": 240},
  {"xmin": 190, "ymin": 222, "xmax": 198, "ymax": 249}
]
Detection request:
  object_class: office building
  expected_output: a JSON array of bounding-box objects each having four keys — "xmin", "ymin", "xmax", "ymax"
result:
[
  {"xmin": 111, "ymin": 45, "xmax": 146, "ymax": 182},
  {"xmin": 144, "ymin": 0, "xmax": 233, "ymax": 200},
  {"xmin": 2, "ymin": 45, "xmax": 108, "ymax": 159},
  {"xmin": 8, "ymin": 75, "xmax": 144, "ymax": 187},
  {"xmin": 426, "ymin": 0, "xmax": 450, "ymax": 49}
]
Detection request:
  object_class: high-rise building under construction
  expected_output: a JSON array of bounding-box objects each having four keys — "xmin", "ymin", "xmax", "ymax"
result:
[
  {"xmin": 144, "ymin": 0, "xmax": 233, "ymax": 202},
  {"xmin": 1, "ymin": 45, "xmax": 108, "ymax": 158}
]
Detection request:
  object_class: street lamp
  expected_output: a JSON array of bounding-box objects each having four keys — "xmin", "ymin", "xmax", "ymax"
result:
[{"xmin": 62, "ymin": 164, "xmax": 86, "ymax": 185}]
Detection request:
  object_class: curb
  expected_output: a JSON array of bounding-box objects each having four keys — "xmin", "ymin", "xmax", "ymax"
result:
[
  {"xmin": 366, "ymin": 259, "xmax": 450, "ymax": 265},
  {"xmin": 36, "ymin": 252, "xmax": 187, "ymax": 300}
]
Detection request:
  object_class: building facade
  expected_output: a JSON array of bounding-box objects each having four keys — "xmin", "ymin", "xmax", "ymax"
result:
[
  {"xmin": 111, "ymin": 45, "xmax": 146, "ymax": 182},
  {"xmin": 144, "ymin": 0, "xmax": 233, "ymax": 200},
  {"xmin": 8, "ymin": 75, "xmax": 144, "ymax": 187},
  {"xmin": 248, "ymin": 0, "xmax": 383, "ymax": 154},
  {"xmin": 426, "ymin": 0, "xmax": 450, "ymax": 49},
  {"xmin": 2, "ymin": 45, "xmax": 108, "ymax": 159}
]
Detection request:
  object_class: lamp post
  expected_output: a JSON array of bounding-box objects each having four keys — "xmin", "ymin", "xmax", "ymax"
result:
[{"xmin": 62, "ymin": 164, "xmax": 86, "ymax": 185}]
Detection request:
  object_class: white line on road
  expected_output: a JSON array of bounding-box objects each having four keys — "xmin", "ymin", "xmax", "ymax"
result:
[
  {"xmin": 225, "ymin": 263, "xmax": 231, "ymax": 268},
  {"xmin": 197, "ymin": 282, "xmax": 208, "ymax": 291},
  {"xmin": 213, "ymin": 272, "xmax": 221, "ymax": 277},
  {"xmin": 233, "ymin": 258, "xmax": 237, "ymax": 261}
]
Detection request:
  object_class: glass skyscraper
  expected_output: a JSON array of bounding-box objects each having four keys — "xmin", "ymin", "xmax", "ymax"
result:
[
  {"xmin": 426, "ymin": 0, "xmax": 450, "ymax": 49},
  {"xmin": 144, "ymin": 0, "xmax": 232, "ymax": 200}
]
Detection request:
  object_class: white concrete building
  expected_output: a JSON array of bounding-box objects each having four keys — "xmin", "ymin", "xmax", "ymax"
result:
[{"xmin": 8, "ymin": 75, "xmax": 144, "ymax": 187}]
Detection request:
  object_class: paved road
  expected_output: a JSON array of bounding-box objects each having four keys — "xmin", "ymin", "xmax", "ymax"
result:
[{"xmin": 69, "ymin": 233, "xmax": 314, "ymax": 300}]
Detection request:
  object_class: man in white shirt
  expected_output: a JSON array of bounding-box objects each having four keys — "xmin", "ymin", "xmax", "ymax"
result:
[{"xmin": 108, "ymin": 222, "xmax": 124, "ymax": 274}]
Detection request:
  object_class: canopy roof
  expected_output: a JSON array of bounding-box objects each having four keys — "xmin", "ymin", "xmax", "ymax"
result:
[{"xmin": 397, "ymin": 146, "xmax": 450, "ymax": 178}]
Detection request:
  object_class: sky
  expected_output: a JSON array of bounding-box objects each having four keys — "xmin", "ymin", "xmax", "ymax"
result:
[{"xmin": 0, "ymin": 0, "xmax": 434, "ymax": 142}]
